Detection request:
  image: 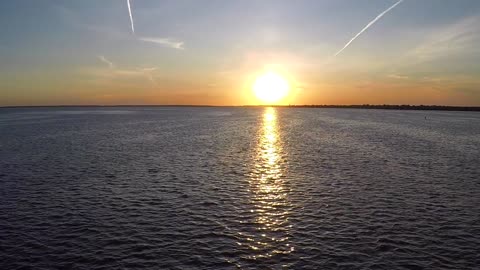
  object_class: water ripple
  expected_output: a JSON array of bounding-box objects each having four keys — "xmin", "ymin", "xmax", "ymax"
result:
[{"xmin": 1, "ymin": 107, "xmax": 479, "ymax": 269}]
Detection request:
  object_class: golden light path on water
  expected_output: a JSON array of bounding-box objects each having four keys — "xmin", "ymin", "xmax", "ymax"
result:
[{"xmin": 241, "ymin": 107, "xmax": 293, "ymax": 262}]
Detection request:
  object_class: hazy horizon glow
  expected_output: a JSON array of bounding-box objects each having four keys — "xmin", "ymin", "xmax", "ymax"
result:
[{"xmin": 1, "ymin": 0, "xmax": 480, "ymax": 106}]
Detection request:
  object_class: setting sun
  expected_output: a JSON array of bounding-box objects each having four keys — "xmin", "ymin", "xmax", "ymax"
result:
[{"xmin": 253, "ymin": 72, "xmax": 290, "ymax": 104}]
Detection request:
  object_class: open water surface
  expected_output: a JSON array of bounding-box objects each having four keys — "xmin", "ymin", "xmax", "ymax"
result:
[{"xmin": 1, "ymin": 107, "xmax": 479, "ymax": 269}]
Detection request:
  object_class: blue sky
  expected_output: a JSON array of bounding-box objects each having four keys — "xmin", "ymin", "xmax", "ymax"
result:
[{"xmin": 1, "ymin": 0, "xmax": 479, "ymax": 105}]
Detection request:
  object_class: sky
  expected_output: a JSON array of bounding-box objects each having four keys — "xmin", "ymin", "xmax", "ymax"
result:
[{"xmin": 1, "ymin": 0, "xmax": 480, "ymax": 106}]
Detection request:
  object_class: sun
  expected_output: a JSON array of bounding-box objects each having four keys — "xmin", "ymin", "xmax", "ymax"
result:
[{"xmin": 253, "ymin": 72, "xmax": 290, "ymax": 104}]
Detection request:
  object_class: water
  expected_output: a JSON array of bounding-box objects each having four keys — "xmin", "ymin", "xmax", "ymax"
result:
[{"xmin": 1, "ymin": 107, "xmax": 479, "ymax": 269}]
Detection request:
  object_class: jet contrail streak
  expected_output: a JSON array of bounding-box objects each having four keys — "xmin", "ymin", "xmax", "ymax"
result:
[
  {"xmin": 127, "ymin": 0, "xmax": 135, "ymax": 34},
  {"xmin": 334, "ymin": 0, "xmax": 404, "ymax": 56},
  {"xmin": 98, "ymin": 55, "xmax": 115, "ymax": 69}
]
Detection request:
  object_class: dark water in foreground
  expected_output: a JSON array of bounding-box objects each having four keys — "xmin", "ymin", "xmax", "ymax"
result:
[{"xmin": 1, "ymin": 107, "xmax": 479, "ymax": 269}]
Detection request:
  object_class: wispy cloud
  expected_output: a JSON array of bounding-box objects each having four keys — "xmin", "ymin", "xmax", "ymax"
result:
[
  {"xmin": 138, "ymin": 67, "xmax": 158, "ymax": 85},
  {"xmin": 56, "ymin": 5, "xmax": 185, "ymax": 51},
  {"xmin": 127, "ymin": 0, "xmax": 135, "ymax": 34},
  {"xmin": 139, "ymin": 37, "xmax": 185, "ymax": 50},
  {"xmin": 97, "ymin": 55, "xmax": 115, "ymax": 69},
  {"xmin": 140, "ymin": 67, "xmax": 157, "ymax": 72},
  {"xmin": 334, "ymin": 0, "xmax": 404, "ymax": 56},
  {"xmin": 388, "ymin": 74, "xmax": 409, "ymax": 80},
  {"xmin": 409, "ymin": 16, "xmax": 480, "ymax": 62},
  {"xmin": 93, "ymin": 56, "xmax": 158, "ymax": 86}
]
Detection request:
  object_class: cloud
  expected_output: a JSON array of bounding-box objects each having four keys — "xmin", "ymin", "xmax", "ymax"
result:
[
  {"xmin": 97, "ymin": 55, "xmax": 115, "ymax": 69},
  {"xmin": 138, "ymin": 67, "xmax": 158, "ymax": 85},
  {"xmin": 388, "ymin": 74, "xmax": 409, "ymax": 80},
  {"xmin": 140, "ymin": 67, "xmax": 157, "ymax": 72},
  {"xmin": 409, "ymin": 16, "xmax": 480, "ymax": 62},
  {"xmin": 334, "ymin": 0, "xmax": 404, "ymax": 56},
  {"xmin": 127, "ymin": 0, "xmax": 135, "ymax": 34},
  {"xmin": 139, "ymin": 37, "xmax": 185, "ymax": 50},
  {"xmin": 93, "ymin": 56, "xmax": 158, "ymax": 86},
  {"xmin": 55, "ymin": 5, "xmax": 185, "ymax": 51}
]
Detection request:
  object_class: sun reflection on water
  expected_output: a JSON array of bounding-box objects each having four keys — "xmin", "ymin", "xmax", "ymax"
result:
[{"xmin": 240, "ymin": 107, "xmax": 293, "ymax": 261}]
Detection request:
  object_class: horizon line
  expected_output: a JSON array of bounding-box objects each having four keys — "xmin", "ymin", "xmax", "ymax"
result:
[{"xmin": 1, "ymin": 104, "xmax": 479, "ymax": 111}]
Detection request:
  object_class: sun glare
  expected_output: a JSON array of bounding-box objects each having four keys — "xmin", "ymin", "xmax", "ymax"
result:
[{"xmin": 253, "ymin": 72, "xmax": 290, "ymax": 104}]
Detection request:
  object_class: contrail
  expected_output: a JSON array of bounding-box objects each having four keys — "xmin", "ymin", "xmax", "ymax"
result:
[
  {"xmin": 139, "ymin": 37, "xmax": 185, "ymax": 50},
  {"xmin": 127, "ymin": 0, "xmax": 135, "ymax": 34},
  {"xmin": 98, "ymin": 55, "xmax": 115, "ymax": 69},
  {"xmin": 334, "ymin": 0, "xmax": 404, "ymax": 56}
]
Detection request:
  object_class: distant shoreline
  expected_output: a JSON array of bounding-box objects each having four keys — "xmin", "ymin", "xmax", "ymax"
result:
[
  {"xmin": 1, "ymin": 104, "xmax": 479, "ymax": 112},
  {"xmin": 276, "ymin": 105, "xmax": 480, "ymax": 111}
]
